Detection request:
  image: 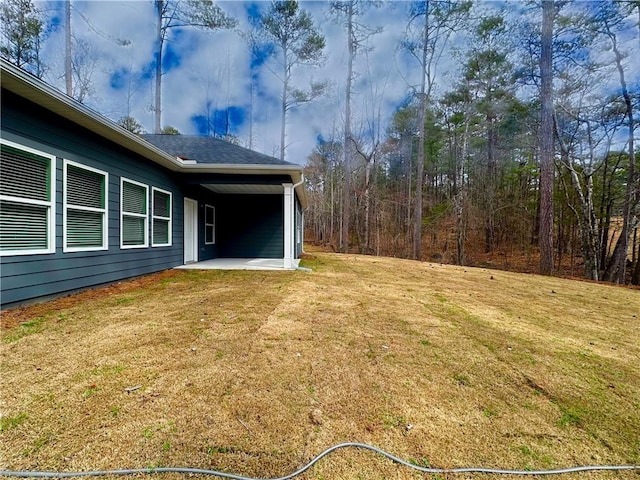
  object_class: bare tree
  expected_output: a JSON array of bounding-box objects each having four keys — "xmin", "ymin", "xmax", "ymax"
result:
[
  {"xmin": 357, "ymin": 49, "xmax": 388, "ymax": 254},
  {"xmin": 595, "ymin": 2, "xmax": 637, "ymax": 283},
  {"xmin": 153, "ymin": 0, "xmax": 236, "ymax": 134},
  {"xmin": 64, "ymin": 0, "xmax": 72, "ymax": 96},
  {"xmin": 539, "ymin": 0, "xmax": 555, "ymax": 274},
  {"xmin": 402, "ymin": 0, "xmax": 471, "ymax": 260},
  {"xmin": 554, "ymin": 110, "xmax": 601, "ymax": 281},
  {"xmin": 331, "ymin": 0, "xmax": 381, "ymax": 252},
  {"xmin": 256, "ymin": 1, "xmax": 326, "ymax": 161}
]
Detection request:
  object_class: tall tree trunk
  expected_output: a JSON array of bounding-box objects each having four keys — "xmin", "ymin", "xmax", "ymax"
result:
[
  {"xmin": 249, "ymin": 63, "xmax": 255, "ymax": 149},
  {"xmin": 632, "ymin": 228, "xmax": 640, "ymax": 285},
  {"xmin": 330, "ymin": 167, "xmax": 335, "ymax": 246},
  {"xmin": 485, "ymin": 117, "xmax": 497, "ymax": 252},
  {"xmin": 280, "ymin": 62, "xmax": 287, "ymax": 162},
  {"xmin": 341, "ymin": 2, "xmax": 354, "ymax": 253},
  {"xmin": 569, "ymin": 169, "xmax": 600, "ymax": 280},
  {"xmin": 539, "ymin": 0, "xmax": 555, "ymax": 274},
  {"xmin": 603, "ymin": 24, "xmax": 635, "ymax": 283},
  {"xmin": 154, "ymin": 0, "xmax": 163, "ymax": 134},
  {"xmin": 406, "ymin": 137, "xmax": 412, "ymax": 257},
  {"xmin": 64, "ymin": 0, "xmax": 72, "ymax": 96},
  {"xmin": 364, "ymin": 159, "xmax": 371, "ymax": 252},
  {"xmin": 413, "ymin": 2, "xmax": 429, "ymax": 260},
  {"xmin": 598, "ymin": 153, "xmax": 613, "ymax": 270},
  {"xmin": 455, "ymin": 112, "xmax": 470, "ymax": 265},
  {"xmin": 555, "ymin": 117, "xmax": 600, "ymax": 280}
]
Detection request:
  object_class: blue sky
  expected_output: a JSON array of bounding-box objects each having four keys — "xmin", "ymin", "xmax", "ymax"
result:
[
  {"xmin": 34, "ymin": 1, "xmax": 639, "ymax": 164},
  {"xmin": 30, "ymin": 1, "xmax": 449, "ymax": 162}
]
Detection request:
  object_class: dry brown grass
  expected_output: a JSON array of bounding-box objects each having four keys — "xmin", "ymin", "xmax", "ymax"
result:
[{"xmin": 1, "ymin": 252, "xmax": 639, "ymax": 479}]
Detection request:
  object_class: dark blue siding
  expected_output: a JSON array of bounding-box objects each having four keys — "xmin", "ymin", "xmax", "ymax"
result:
[
  {"xmin": 191, "ymin": 188, "xmax": 219, "ymax": 262},
  {"xmin": 1, "ymin": 90, "xmax": 300, "ymax": 308},
  {"xmin": 1, "ymin": 91, "xmax": 189, "ymax": 307},
  {"xmin": 217, "ymin": 194, "xmax": 284, "ymax": 258},
  {"xmin": 295, "ymin": 195, "xmax": 303, "ymax": 258}
]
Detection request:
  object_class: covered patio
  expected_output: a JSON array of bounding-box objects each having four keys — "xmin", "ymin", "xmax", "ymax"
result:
[{"xmin": 140, "ymin": 134, "xmax": 306, "ymax": 270}]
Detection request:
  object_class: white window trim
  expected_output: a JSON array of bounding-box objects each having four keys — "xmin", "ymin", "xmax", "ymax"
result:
[
  {"xmin": 151, "ymin": 186, "xmax": 172, "ymax": 247},
  {"xmin": 205, "ymin": 204, "xmax": 215, "ymax": 245},
  {"xmin": 120, "ymin": 177, "xmax": 148, "ymax": 249},
  {"xmin": 0, "ymin": 138, "xmax": 56, "ymax": 256},
  {"xmin": 63, "ymin": 159, "xmax": 108, "ymax": 253}
]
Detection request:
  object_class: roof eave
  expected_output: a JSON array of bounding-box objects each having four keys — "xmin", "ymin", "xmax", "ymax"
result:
[
  {"xmin": 1, "ymin": 59, "xmax": 185, "ymax": 172},
  {"xmin": 1, "ymin": 59, "xmax": 308, "ymax": 208},
  {"xmin": 181, "ymin": 163, "xmax": 302, "ymax": 174},
  {"xmin": 182, "ymin": 164, "xmax": 307, "ymax": 207}
]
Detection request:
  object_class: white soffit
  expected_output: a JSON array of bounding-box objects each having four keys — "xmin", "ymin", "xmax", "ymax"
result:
[{"xmin": 202, "ymin": 184, "xmax": 284, "ymax": 195}]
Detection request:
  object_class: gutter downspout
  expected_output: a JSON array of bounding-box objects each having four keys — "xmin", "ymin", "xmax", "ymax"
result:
[
  {"xmin": 292, "ymin": 174, "xmax": 305, "ymax": 263},
  {"xmin": 292, "ymin": 174, "xmax": 309, "ymax": 254},
  {"xmin": 284, "ymin": 174, "xmax": 305, "ymax": 270}
]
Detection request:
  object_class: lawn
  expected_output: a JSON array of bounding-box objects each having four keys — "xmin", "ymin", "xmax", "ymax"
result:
[{"xmin": 1, "ymin": 252, "xmax": 639, "ymax": 479}]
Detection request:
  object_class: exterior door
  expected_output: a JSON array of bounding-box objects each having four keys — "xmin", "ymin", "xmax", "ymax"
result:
[{"xmin": 184, "ymin": 198, "xmax": 198, "ymax": 264}]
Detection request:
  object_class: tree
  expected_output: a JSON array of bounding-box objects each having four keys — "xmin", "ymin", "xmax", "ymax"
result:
[
  {"xmin": 258, "ymin": 0, "xmax": 326, "ymax": 161},
  {"xmin": 331, "ymin": 0, "xmax": 382, "ymax": 253},
  {"xmin": 305, "ymin": 139, "xmax": 343, "ymax": 248},
  {"xmin": 118, "ymin": 116, "xmax": 144, "ymax": 134},
  {"xmin": 69, "ymin": 37, "xmax": 100, "ymax": 103},
  {"xmin": 461, "ymin": 14, "xmax": 518, "ymax": 253},
  {"xmin": 593, "ymin": 2, "xmax": 637, "ymax": 283},
  {"xmin": 60, "ymin": 1, "xmax": 130, "ymax": 103},
  {"xmin": 65, "ymin": 0, "xmax": 72, "ymax": 96},
  {"xmin": 517, "ymin": 0, "xmax": 604, "ymax": 279},
  {"xmin": 402, "ymin": 0, "xmax": 471, "ymax": 260},
  {"xmin": 160, "ymin": 125, "xmax": 180, "ymax": 135},
  {"xmin": 385, "ymin": 103, "xmax": 419, "ymax": 256},
  {"xmin": 539, "ymin": 0, "xmax": 555, "ymax": 275},
  {"xmin": 0, "ymin": 0, "xmax": 45, "ymax": 76},
  {"xmin": 554, "ymin": 101, "xmax": 605, "ymax": 281},
  {"xmin": 354, "ymin": 49, "xmax": 389, "ymax": 254},
  {"xmin": 153, "ymin": 0, "xmax": 236, "ymax": 133},
  {"xmin": 442, "ymin": 86, "xmax": 473, "ymax": 265}
]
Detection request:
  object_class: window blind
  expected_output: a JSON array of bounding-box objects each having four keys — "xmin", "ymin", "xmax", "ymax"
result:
[
  {"xmin": 123, "ymin": 181, "xmax": 146, "ymax": 215},
  {"xmin": 67, "ymin": 165, "xmax": 104, "ymax": 209},
  {"xmin": 64, "ymin": 162, "xmax": 107, "ymax": 250},
  {"xmin": 0, "ymin": 201, "xmax": 49, "ymax": 250},
  {"xmin": 0, "ymin": 144, "xmax": 50, "ymax": 202},
  {"xmin": 121, "ymin": 179, "xmax": 148, "ymax": 247},
  {"xmin": 0, "ymin": 142, "xmax": 53, "ymax": 254}
]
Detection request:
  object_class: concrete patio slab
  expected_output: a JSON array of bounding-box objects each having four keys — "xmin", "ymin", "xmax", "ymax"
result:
[{"xmin": 175, "ymin": 258, "xmax": 300, "ymax": 271}]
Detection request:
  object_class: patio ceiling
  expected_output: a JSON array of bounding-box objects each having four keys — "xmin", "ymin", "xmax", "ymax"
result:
[{"xmin": 202, "ymin": 184, "xmax": 284, "ymax": 195}]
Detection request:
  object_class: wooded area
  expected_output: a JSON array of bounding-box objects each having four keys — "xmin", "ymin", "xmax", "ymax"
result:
[
  {"xmin": 303, "ymin": 1, "xmax": 639, "ymax": 285},
  {"xmin": 2, "ymin": 0, "xmax": 638, "ymax": 284}
]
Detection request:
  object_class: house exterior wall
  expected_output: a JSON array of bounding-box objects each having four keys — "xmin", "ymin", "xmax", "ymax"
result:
[
  {"xmin": 217, "ymin": 194, "xmax": 284, "ymax": 258},
  {"xmin": 184, "ymin": 187, "xmax": 220, "ymax": 263},
  {"xmin": 0, "ymin": 91, "xmax": 189, "ymax": 308},
  {"xmin": 1, "ymin": 88, "xmax": 303, "ymax": 308}
]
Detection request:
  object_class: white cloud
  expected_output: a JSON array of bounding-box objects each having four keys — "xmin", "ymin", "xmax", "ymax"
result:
[
  {"xmin": 34, "ymin": 1, "xmax": 417, "ymax": 164},
  {"xmin": 31, "ymin": 1, "xmax": 638, "ymax": 165}
]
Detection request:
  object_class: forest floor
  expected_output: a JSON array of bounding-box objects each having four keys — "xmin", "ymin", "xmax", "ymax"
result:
[{"xmin": 1, "ymin": 252, "xmax": 639, "ymax": 479}]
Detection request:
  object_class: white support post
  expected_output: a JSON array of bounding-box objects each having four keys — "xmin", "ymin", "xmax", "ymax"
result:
[
  {"xmin": 301, "ymin": 209, "xmax": 305, "ymax": 253},
  {"xmin": 283, "ymin": 183, "xmax": 294, "ymax": 269}
]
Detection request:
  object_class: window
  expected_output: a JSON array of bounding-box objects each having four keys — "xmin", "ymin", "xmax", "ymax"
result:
[
  {"xmin": 205, "ymin": 204, "xmax": 215, "ymax": 244},
  {"xmin": 64, "ymin": 160, "xmax": 108, "ymax": 252},
  {"xmin": 121, "ymin": 178, "xmax": 148, "ymax": 248},
  {"xmin": 152, "ymin": 187, "xmax": 172, "ymax": 247},
  {"xmin": 0, "ymin": 139, "xmax": 55, "ymax": 255}
]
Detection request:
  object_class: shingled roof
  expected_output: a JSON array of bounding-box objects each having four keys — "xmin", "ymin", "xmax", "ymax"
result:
[{"xmin": 141, "ymin": 134, "xmax": 296, "ymax": 166}]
